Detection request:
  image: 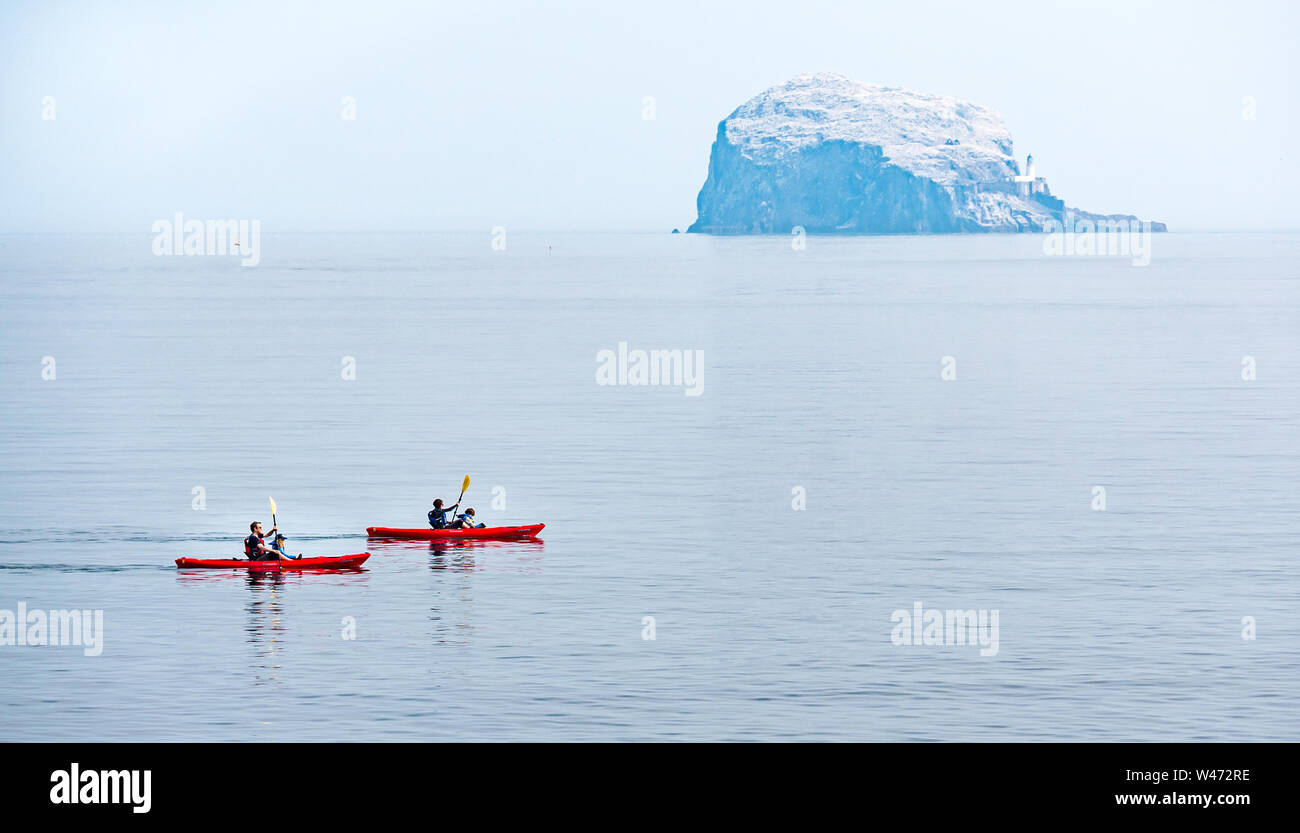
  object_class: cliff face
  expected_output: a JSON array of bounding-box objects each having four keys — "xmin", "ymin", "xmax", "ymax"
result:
[
  {"xmin": 688, "ymin": 73, "xmax": 1162, "ymax": 234},
  {"xmin": 692, "ymin": 130, "xmax": 967, "ymax": 234}
]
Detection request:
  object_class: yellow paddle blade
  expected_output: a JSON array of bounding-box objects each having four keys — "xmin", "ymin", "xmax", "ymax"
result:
[
  {"xmin": 269, "ymin": 496, "xmax": 277, "ymax": 515},
  {"xmin": 461, "ymin": 475, "xmax": 470, "ymax": 493}
]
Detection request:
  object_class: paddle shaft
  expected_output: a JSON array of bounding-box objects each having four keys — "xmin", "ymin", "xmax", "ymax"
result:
[
  {"xmin": 451, "ymin": 476, "xmax": 470, "ymax": 519},
  {"xmin": 271, "ymin": 509, "xmax": 284, "ymax": 569}
]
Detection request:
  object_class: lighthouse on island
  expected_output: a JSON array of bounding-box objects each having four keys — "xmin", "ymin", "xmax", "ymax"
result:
[{"xmin": 1012, "ymin": 154, "xmax": 1049, "ymax": 197}]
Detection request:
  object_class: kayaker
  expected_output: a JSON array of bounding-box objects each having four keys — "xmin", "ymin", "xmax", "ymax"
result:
[
  {"xmin": 270, "ymin": 533, "xmax": 300, "ymax": 560},
  {"xmin": 244, "ymin": 521, "xmax": 285, "ymax": 561},
  {"xmin": 428, "ymin": 498, "xmax": 459, "ymax": 529},
  {"xmin": 450, "ymin": 507, "xmax": 486, "ymax": 529}
]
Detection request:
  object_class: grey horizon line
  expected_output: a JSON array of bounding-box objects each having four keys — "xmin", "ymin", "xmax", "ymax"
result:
[{"xmin": 3, "ymin": 226, "xmax": 1299, "ymax": 236}]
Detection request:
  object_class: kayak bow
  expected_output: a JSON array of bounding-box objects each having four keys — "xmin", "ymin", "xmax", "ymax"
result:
[
  {"xmin": 176, "ymin": 553, "xmax": 370, "ymax": 570},
  {"xmin": 366, "ymin": 524, "xmax": 544, "ymax": 540}
]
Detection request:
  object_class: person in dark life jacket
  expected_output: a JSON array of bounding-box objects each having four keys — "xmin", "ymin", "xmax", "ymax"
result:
[
  {"xmin": 450, "ymin": 507, "xmax": 485, "ymax": 529},
  {"xmin": 244, "ymin": 521, "xmax": 285, "ymax": 561},
  {"xmin": 428, "ymin": 498, "xmax": 460, "ymax": 529}
]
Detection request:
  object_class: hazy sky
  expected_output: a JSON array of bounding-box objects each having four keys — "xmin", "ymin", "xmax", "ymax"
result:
[{"xmin": 1, "ymin": 0, "xmax": 1295, "ymax": 232}]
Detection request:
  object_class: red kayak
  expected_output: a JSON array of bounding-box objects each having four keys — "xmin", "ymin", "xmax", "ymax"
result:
[
  {"xmin": 175, "ymin": 553, "xmax": 370, "ymax": 570},
  {"xmin": 366, "ymin": 524, "xmax": 545, "ymax": 540}
]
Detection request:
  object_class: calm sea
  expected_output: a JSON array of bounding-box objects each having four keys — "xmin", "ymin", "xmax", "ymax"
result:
[{"xmin": 1, "ymin": 231, "xmax": 1297, "ymax": 741}]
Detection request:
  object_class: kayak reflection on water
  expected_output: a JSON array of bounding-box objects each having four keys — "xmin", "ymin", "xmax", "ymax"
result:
[
  {"xmin": 244, "ymin": 571, "xmax": 286, "ymax": 686},
  {"xmin": 427, "ymin": 537, "xmax": 545, "ymax": 573},
  {"xmin": 430, "ymin": 547, "xmax": 477, "ymax": 572}
]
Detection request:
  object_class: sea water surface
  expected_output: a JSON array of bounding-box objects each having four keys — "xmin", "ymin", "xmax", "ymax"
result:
[{"xmin": 0, "ymin": 231, "xmax": 1297, "ymax": 741}]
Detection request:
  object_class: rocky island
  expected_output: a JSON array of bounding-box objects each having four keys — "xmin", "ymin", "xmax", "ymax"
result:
[{"xmin": 688, "ymin": 73, "xmax": 1164, "ymax": 234}]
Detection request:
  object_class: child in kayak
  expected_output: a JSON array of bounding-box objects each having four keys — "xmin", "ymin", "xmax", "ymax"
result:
[
  {"xmin": 450, "ymin": 508, "xmax": 486, "ymax": 529},
  {"xmin": 428, "ymin": 498, "xmax": 460, "ymax": 529},
  {"xmin": 270, "ymin": 533, "xmax": 300, "ymax": 559}
]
